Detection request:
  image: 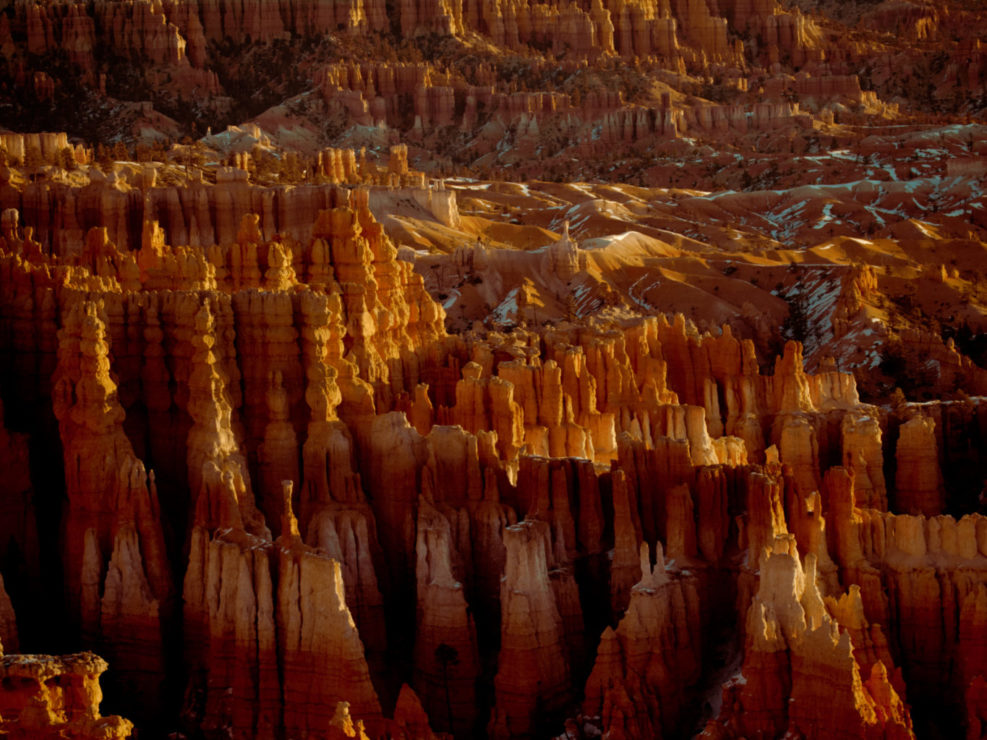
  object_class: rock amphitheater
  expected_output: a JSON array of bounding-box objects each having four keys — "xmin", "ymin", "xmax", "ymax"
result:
[{"xmin": 0, "ymin": 0, "xmax": 985, "ymax": 737}]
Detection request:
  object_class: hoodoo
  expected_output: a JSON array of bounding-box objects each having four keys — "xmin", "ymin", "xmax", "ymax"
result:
[{"xmin": 0, "ymin": 0, "xmax": 986, "ymax": 737}]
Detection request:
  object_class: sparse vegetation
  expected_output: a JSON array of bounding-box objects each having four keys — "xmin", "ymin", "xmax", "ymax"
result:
[{"xmin": 781, "ymin": 289, "xmax": 812, "ymax": 346}]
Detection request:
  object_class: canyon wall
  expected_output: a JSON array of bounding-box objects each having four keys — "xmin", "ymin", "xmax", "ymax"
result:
[{"xmin": 1, "ymin": 171, "xmax": 986, "ymax": 737}]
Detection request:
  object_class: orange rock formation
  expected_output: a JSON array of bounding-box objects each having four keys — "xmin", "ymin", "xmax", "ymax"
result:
[{"xmin": 1, "ymin": 1, "xmax": 987, "ymax": 737}]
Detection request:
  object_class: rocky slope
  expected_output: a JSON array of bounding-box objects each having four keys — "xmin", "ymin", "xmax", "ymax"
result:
[{"xmin": 2, "ymin": 166, "xmax": 987, "ymax": 736}]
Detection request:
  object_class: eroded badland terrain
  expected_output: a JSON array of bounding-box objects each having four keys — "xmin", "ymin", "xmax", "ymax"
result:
[{"xmin": 0, "ymin": 0, "xmax": 986, "ymax": 737}]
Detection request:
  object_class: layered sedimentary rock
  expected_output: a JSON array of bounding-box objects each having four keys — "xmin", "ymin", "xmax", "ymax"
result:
[
  {"xmin": 826, "ymin": 468, "xmax": 987, "ymax": 730},
  {"xmin": 609, "ymin": 469, "xmax": 643, "ymax": 617},
  {"xmin": 0, "ymin": 652, "xmax": 133, "ymax": 739},
  {"xmin": 278, "ymin": 536, "xmax": 384, "ymax": 736},
  {"xmin": 0, "ymin": 398, "xmax": 38, "ymax": 616},
  {"xmin": 0, "ymin": 170, "xmax": 456, "ymax": 256},
  {"xmin": 50, "ymin": 298, "xmax": 171, "ymax": 720},
  {"xmin": 4, "ymin": 134, "xmax": 987, "ymax": 740},
  {"xmin": 0, "ymin": 575, "xmax": 18, "ymax": 653},
  {"xmin": 893, "ymin": 414, "xmax": 945, "ymax": 515},
  {"xmin": 183, "ymin": 487, "xmax": 382, "ymax": 737},
  {"xmin": 583, "ymin": 542, "xmax": 703, "ymax": 738},
  {"xmin": 708, "ymin": 535, "xmax": 913, "ymax": 739},
  {"xmin": 391, "ymin": 684, "xmax": 443, "ymax": 739},
  {"xmin": 488, "ymin": 520, "xmax": 570, "ymax": 739},
  {"xmin": 413, "ymin": 495, "xmax": 480, "ymax": 736}
]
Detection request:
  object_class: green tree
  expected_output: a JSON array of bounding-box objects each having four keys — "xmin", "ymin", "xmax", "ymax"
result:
[
  {"xmin": 59, "ymin": 146, "xmax": 77, "ymax": 171},
  {"xmin": 96, "ymin": 144, "xmax": 114, "ymax": 172},
  {"xmin": 434, "ymin": 642, "xmax": 459, "ymax": 732},
  {"xmin": 250, "ymin": 146, "xmax": 277, "ymax": 183},
  {"xmin": 23, "ymin": 146, "xmax": 43, "ymax": 171},
  {"xmin": 178, "ymin": 138, "xmax": 205, "ymax": 178},
  {"xmin": 782, "ymin": 289, "xmax": 811, "ymax": 345},
  {"xmin": 149, "ymin": 140, "xmax": 170, "ymax": 162},
  {"xmin": 279, "ymin": 151, "xmax": 303, "ymax": 182}
]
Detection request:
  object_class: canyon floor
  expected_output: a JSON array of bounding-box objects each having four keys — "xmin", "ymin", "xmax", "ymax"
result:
[{"xmin": 0, "ymin": 0, "xmax": 986, "ymax": 738}]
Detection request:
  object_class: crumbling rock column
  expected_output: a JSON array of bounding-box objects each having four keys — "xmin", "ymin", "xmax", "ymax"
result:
[
  {"xmin": 894, "ymin": 414, "xmax": 945, "ymax": 516},
  {"xmin": 413, "ymin": 496, "xmax": 480, "ymax": 736},
  {"xmin": 488, "ymin": 519, "xmax": 570, "ymax": 739},
  {"xmin": 0, "ymin": 652, "xmax": 133, "ymax": 739}
]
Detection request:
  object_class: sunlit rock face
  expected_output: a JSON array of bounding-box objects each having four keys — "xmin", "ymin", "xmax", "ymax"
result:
[{"xmin": 1, "ymin": 0, "xmax": 987, "ymax": 737}]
